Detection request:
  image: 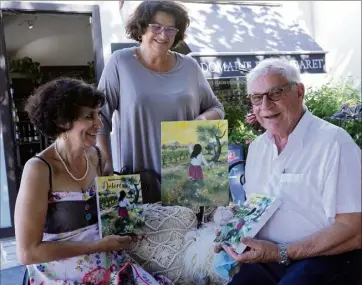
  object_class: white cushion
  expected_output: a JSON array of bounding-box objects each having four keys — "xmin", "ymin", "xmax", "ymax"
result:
[{"xmin": 129, "ymin": 203, "xmax": 198, "ymax": 284}]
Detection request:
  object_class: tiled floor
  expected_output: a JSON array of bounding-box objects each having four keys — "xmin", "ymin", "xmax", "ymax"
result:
[{"xmin": 0, "ymin": 265, "xmax": 26, "ymax": 285}]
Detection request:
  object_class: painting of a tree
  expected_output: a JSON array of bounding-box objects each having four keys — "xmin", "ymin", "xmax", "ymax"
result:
[
  {"xmin": 197, "ymin": 122, "xmax": 227, "ymax": 162},
  {"xmin": 161, "ymin": 120, "xmax": 229, "ymax": 207},
  {"xmin": 120, "ymin": 176, "xmax": 141, "ymax": 203},
  {"xmin": 96, "ymin": 175, "xmax": 144, "ymax": 238}
]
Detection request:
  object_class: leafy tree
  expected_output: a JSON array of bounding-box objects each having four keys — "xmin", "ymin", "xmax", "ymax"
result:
[
  {"xmin": 304, "ymin": 80, "xmax": 361, "ymax": 148},
  {"xmin": 120, "ymin": 177, "xmax": 141, "ymax": 203},
  {"xmin": 205, "ymin": 143, "xmax": 214, "ymax": 154},
  {"xmin": 197, "ymin": 122, "xmax": 226, "ymax": 162},
  {"xmin": 304, "ymin": 81, "xmax": 360, "ymax": 119}
]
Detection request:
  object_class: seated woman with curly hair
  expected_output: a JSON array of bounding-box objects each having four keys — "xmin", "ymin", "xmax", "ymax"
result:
[{"xmin": 14, "ymin": 78, "xmax": 173, "ymax": 285}]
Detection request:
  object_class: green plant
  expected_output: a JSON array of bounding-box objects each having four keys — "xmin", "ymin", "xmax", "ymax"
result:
[
  {"xmin": 223, "ymin": 82, "xmax": 262, "ymax": 146},
  {"xmin": 339, "ymin": 119, "xmax": 362, "ymax": 148},
  {"xmin": 9, "ymin": 57, "xmax": 42, "ymax": 85},
  {"xmin": 305, "ymin": 80, "xmax": 362, "ymax": 148},
  {"xmin": 304, "ymin": 81, "xmax": 360, "ymax": 119},
  {"xmin": 84, "ymin": 61, "xmax": 96, "ymax": 85}
]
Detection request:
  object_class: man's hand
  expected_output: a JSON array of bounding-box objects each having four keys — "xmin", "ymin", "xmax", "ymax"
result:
[
  {"xmin": 213, "ymin": 229, "xmax": 223, "ymax": 253},
  {"xmin": 223, "ymin": 237, "xmax": 279, "ymax": 263},
  {"xmin": 245, "ymin": 113, "xmax": 257, "ymax": 125}
]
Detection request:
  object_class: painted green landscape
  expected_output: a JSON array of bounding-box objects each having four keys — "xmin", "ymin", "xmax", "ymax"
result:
[
  {"xmin": 161, "ymin": 120, "xmax": 229, "ymax": 207},
  {"xmin": 96, "ymin": 175, "xmax": 144, "ymax": 237}
]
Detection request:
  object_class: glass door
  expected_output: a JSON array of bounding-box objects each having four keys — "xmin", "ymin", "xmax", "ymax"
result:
[{"xmin": 0, "ymin": 9, "xmax": 17, "ymax": 239}]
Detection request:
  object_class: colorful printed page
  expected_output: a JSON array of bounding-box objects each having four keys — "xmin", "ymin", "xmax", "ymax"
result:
[
  {"xmin": 161, "ymin": 120, "xmax": 229, "ymax": 207},
  {"xmin": 95, "ymin": 175, "xmax": 144, "ymax": 238},
  {"xmin": 214, "ymin": 193, "xmax": 281, "ymax": 254}
]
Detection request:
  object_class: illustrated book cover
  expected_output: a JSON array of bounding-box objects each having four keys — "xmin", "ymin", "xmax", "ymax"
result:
[
  {"xmin": 95, "ymin": 175, "xmax": 145, "ymax": 238},
  {"xmin": 161, "ymin": 120, "xmax": 229, "ymax": 207},
  {"xmin": 214, "ymin": 193, "xmax": 281, "ymax": 254}
]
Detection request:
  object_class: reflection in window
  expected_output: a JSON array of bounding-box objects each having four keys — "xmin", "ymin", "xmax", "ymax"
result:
[{"xmin": 0, "ymin": 125, "xmax": 11, "ymax": 228}]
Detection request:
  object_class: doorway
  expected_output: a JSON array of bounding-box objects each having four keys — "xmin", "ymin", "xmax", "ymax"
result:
[{"xmin": 0, "ymin": 1, "xmax": 103, "ymax": 242}]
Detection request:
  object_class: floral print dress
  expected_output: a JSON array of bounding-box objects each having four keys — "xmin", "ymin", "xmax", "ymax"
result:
[{"xmin": 27, "ymin": 182, "xmax": 173, "ymax": 285}]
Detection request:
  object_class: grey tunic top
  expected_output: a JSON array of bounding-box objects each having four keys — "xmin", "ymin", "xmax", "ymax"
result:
[{"xmin": 98, "ymin": 47, "xmax": 224, "ymax": 202}]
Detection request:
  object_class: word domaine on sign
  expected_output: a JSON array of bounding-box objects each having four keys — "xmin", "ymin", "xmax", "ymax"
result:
[
  {"xmin": 199, "ymin": 61, "xmax": 252, "ymax": 73},
  {"xmin": 194, "ymin": 53, "xmax": 326, "ymax": 78}
]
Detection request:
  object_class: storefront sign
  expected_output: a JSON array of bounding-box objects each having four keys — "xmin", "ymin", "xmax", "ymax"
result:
[{"xmin": 193, "ymin": 53, "xmax": 326, "ymax": 79}]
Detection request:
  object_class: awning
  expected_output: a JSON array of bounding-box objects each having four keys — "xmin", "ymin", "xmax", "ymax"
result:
[
  {"xmin": 112, "ymin": 3, "xmax": 326, "ymax": 79},
  {"xmin": 179, "ymin": 3, "xmax": 326, "ymax": 79}
]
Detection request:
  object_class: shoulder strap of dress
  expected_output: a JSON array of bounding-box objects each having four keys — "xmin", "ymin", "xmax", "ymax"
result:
[
  {"xmin": 94, "ymin": 146, "xmax": 103, "ymax": 176},
  {"xmin": 34, "ymin": 156, "xmax": 53, "ymax": 191}
]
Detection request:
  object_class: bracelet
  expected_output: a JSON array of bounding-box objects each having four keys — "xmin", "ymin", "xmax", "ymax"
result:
[{"xmin": 278, "ymin": 243, "xmax": 291, "ymax": 266}]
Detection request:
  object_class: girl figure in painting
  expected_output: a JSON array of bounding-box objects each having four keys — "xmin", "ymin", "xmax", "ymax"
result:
[
  {"xmin": 118, "ymin": 190, "xmax": 131, "ymax": 219},
  {"xmin": 188, "ymin": 144, "xmax": 209, "ymax": 181}
]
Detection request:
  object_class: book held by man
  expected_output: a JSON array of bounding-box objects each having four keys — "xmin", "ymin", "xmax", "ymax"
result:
[
  {"xmin": 214, "ymin": 193, "xmax": 281, "ymax": 254},
  {"xmin": 95, "ymin": 175, "xmax": 145, "ymax": 238}
]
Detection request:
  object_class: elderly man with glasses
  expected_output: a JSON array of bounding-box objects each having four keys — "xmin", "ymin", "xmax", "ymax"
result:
[{"xmin": 224, "ymin": 58, "xmax": 361, "ymax": 285}]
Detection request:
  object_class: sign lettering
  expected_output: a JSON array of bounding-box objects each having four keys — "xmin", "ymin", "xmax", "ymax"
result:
[{"xmin": 193, "ymin": 53, "xmax": 326, "ymax": 79}]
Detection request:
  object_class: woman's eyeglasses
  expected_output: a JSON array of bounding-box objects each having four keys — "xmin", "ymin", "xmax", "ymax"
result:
[
  {"xmin": 249, "ymin": 82, "xmax": 297, "ymax": 106},
  {"xmin": 148, "ymin": 24, "xmax": 179, "ymax": 36}
]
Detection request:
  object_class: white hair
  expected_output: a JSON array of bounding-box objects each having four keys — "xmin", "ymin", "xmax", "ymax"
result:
[{"xmin": 246, "ymin": 57, "xmax": 301, "ymax": 94}]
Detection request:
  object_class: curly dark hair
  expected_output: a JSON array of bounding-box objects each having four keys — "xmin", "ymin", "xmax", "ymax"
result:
[
  {"xmin": 25, "ymin": 78, "xmax": 105, "ymax": 138},
  {"xmin": 125, "ymin": 0, "xmax": 190, "ymax": 49}
]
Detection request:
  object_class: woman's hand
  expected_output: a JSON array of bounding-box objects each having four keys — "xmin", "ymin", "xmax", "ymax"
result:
[
  {"xmin": 195, "ymin": 114, "xmax": 207, "ymax": 120},
  {"xmin": 96, "ymin": 235, "xmax": 132, "ymax": 252}
]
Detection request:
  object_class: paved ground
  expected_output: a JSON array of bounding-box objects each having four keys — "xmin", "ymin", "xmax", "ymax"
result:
[{"xmin": 0, "ymin": 266, "xmax": 26, "ymax": 285}]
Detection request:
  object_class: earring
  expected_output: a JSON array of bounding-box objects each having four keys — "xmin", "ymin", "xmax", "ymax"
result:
[
  {"xmin": 138, "ymin": 36, "xmax": 142, "ymax": 41},
  {"xmin": 63, "ymin": 131, "xmax": 69, "ymax": 142}
]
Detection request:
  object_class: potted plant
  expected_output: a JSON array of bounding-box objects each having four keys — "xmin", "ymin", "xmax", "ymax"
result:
[{"xmin": 9, "ymin": 56, "xmax": 42, "ymax": 85}]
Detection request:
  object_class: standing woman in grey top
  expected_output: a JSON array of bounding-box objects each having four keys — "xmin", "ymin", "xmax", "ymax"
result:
[{"xmin": 97, "ymin": 0, "xmax": 225, "ymax": 203}]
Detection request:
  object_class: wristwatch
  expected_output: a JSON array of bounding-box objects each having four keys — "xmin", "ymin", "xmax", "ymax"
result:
[{"xmin": 278, "ymin": 244, "xmax": 291, "ymax": 266}]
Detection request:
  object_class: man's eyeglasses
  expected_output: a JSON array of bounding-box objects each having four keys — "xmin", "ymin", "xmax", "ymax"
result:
[
  {"xmin": 148, "ymin": 24, "xmax": 179, "ymax": 36},
  {"xmin": 249, "ymin": 82, "xmax": 297, "ymax": 106}
]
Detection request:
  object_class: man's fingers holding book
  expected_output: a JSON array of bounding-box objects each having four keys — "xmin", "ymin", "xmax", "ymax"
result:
[
  {"xmin": 240, "ymin": 237, "xmax": 261, "ymax": 250},
  {"xmin": 223, "ymin": 246, "xmax": 240, "ymax": 261},
  {"xmin": 224, "ymin": 238, "xmax": 280, "ymax": 263},
  {"xmin": 214, "ymin": 244, "xmax": 223, "ymax": 254},
  {"xmin": 223, "ymin": 244, "xmax": 258, "ymax": 263}
]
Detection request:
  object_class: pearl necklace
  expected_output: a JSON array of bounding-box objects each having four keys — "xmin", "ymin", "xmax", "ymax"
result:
[{"xmin": 55, "ymin": 142, "xmax": 89, "ymax": 181}]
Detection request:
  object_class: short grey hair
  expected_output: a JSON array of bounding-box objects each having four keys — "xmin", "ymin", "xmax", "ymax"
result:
[{"xmin": 246, "ymin": 57, "xmax": 301, "ymax": 94}]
